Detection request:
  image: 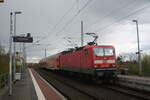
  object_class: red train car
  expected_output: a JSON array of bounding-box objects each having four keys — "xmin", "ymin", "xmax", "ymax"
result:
[
  {"xmin": 39, "ymin": 54, "xmax": 60, "ymax": 69},
  {"xmin": 40, "ymin": 44, "xmax": 117, "ymax": 78}
]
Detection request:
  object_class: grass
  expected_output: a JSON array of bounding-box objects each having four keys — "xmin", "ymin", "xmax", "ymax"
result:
[
  {"xmin": 128, "ymin": 63, "xmax": 139, "ymax": 75},
  {"xmin": 141, "ymin": 54, "xmax": 150, "ymax": 76}
]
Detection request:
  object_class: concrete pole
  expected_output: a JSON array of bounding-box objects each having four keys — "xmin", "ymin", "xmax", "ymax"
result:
[
  {"xmin": 81, "ymin": 21, "xmax": 83, "ymax": 46},
  {"xmin": 9, "ymin": 12, "xmax": 13, "ymax": 95},
  {"xmin": 13, "ymin": 13, "xmax": 16, "ymax": 81}
]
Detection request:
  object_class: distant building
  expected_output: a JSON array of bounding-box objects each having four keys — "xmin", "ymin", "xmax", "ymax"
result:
[{"xmin": 16, "ymin": 52, "xmax": 24, "ymax": 72}]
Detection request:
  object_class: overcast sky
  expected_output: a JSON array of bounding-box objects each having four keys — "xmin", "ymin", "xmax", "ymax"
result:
[{"xmin": 0, "ymin": 0, "xmax": 150, "ymax": 63}]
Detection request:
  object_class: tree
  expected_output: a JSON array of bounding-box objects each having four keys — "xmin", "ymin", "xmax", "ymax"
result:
[{"xmin": 117, "ymin": 53, "xmax": 137, "ymax": 63}]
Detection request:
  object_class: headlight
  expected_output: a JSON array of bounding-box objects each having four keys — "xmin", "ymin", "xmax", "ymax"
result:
[{"xmin": 94, "ymin": 60, "xmax": 103, "ymax": 64}]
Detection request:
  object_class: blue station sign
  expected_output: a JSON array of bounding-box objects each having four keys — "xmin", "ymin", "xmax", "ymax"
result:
[{"xmin": 13, "ymin": 36, "xmax": 33, "ymax": 43}]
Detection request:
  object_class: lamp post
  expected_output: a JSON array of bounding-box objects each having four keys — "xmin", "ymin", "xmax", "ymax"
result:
[
  {"xmin": 13, "ymin": 11, "xmax": 22, "ymax": 81},
  {"xmin": 9, "ymin": 12, "xmax": 13, "ymax": 96},
  {"xmin": 132, "ymin": 20, "xmax": 142, "ymax": 75}
]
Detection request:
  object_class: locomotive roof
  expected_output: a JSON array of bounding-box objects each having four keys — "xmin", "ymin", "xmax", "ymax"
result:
[
  {"xmin": 84, "ymin": 45, "xmax": 114, "ymax": 48},
  {"xmin": 39, "ymin": 44, "xmax": 115, "ymax": 62},
  {"xmin": 61, "ymin": 44, "xmax": 114, "ymax": 55}
]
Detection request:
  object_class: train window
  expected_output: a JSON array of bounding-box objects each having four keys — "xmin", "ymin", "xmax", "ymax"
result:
[
  {"xmin": 84, "ymin": 49, "xmax": 88, "ymax": 55},
  {"xmin": 104, "ymin": 48, "xmax": 114, "ymax": 56},
  {"xmin": 93, "ymin": 47, "xmax": 114, "ymax": 56},
  {"xmin": 93, "ymin": 48, "xmax": 104, "ymax": 56}
]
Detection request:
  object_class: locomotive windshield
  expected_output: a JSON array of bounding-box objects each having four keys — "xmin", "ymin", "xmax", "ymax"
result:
[{"xmin": 93, "ymin": 47, "xmax": 114, "ymax": 56}]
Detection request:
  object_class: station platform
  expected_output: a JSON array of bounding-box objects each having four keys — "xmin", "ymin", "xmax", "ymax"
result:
[{"xmin": 1, "ymin": 68, "xmax": 66, "ymax": 100}]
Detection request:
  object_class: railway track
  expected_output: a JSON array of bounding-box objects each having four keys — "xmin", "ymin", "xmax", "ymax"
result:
[
  {"xmin": 35, "ymin": 67, "xmax": 149, "ymax": 100},
  {"xmin": 35, "ymin": 68, "xmax": 99, "ymax": 100},
  {"xmin": 100, "ymin": 85, "xmax": 150, "ymax": 100}
]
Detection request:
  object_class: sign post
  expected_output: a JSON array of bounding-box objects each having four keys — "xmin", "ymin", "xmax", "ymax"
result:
[{"xmin": 12, "ymin": 35, "xmax": 33, "ymax": 80}]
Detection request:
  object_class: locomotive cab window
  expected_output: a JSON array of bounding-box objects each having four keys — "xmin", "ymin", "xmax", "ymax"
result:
[
  {"xmin": 93, "ymin": 47, "xmax": 114, "ymax": 57},
  {"xmin": 104, "ymin": 48, "xmax": 114, "ymax": 56},
  {"xmin": 93, "ymin": 48, "xmax": 103, "ymax": 56}
]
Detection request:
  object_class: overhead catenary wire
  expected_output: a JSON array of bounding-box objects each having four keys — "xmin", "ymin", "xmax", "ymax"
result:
[
  {"xmin": 60, "ymin": 0, "xmax": 150, "ymax": 47},
  {"xmin": 38, "ymin": 0, "xmax": 93, "ymax": 43},
  {"xmin": 86, "ymin": 0, "xmax": 138, "ymax": 31},
  {"xmin": 29, "ymin": 1, "xmax": 150, "ymax": 53},
  {"xmin": 55, "ymin": 0, "xmax": 93, "ymax": 35},
  {"xmin": 54, "ymin": 0, "xmax": 143, "ymax": 41},
  {"xmin": 58, "ymin": 0, "xmax": 148, "ymax": 46},
  {"xmin": 94, "ymin": 3, "xmax": 150, "ymax": 33},
  {"xmin": 49, "ymin": 1, "xmax": 78, "ymax": 34},
  {"xmin": 33, "ymin": 1, "xmax": 78, "ymax": 44},
  {"xmin": 39, "ymin": 0, "xmax": 149, "ymax": 45},
  {"xmin": 61, "ymin": 0, "xmax": 139, "ymax": 43}
]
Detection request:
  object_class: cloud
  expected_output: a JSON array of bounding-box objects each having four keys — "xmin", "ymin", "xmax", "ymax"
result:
[
  {"xmin": 1, "ymin": 0, "xmax": 150, "ymax": 63},
  {"xmin": 27, "ymin": 56, "xmax": 41, "ymax": 63},
  {"xmin": 99, "ymin": 23, "xmax": 150, "ymax": 55}
]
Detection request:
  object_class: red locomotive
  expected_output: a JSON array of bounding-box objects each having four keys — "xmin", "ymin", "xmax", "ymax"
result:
[{"xmin": 40, "ymin": 43, "xmax": 117, "ymax": 80}]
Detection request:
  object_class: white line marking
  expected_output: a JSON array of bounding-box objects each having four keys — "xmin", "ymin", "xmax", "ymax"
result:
[
  {"xmin": 34, "ymin": 69, "xmax": 67, "ymax": 100},
  {"xmin": 29, "ymin": 69, "xmax": 46, "ymax": 100}
]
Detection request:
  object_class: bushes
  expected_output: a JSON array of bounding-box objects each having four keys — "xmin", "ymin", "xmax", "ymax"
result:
[
  {"xmin": 117, "ymin": 62, "xmax": 139, "ymax": 75},
  {"xmin": 117, "ymin": 53, "xmax": 150, "ymax": 76},
  {"xmin": 142, "ymin": 54, "xmax": 150, "ymax": 75},
  {"xmin": 128, "ymin": 63, "xmax": 139, "ymax": 75}
]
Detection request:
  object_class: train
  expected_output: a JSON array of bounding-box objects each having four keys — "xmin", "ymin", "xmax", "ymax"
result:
[{"xmin": 39, "ymin": 43, "xmax": 117, "ymax": 81}]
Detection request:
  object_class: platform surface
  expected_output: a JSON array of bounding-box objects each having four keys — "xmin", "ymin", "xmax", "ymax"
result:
[
  {"xmin": 1, "ymin": 69, "xmax": 37, "ymax": 100},
  {"xmin": 1, "ymin": 68, "xmax": 66, "ymax": 100}
]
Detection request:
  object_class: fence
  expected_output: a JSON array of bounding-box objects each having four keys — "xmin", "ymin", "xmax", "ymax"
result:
[{"xmin": 0, "ymin": 73, "xmax": 9, "ymax": 89}]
